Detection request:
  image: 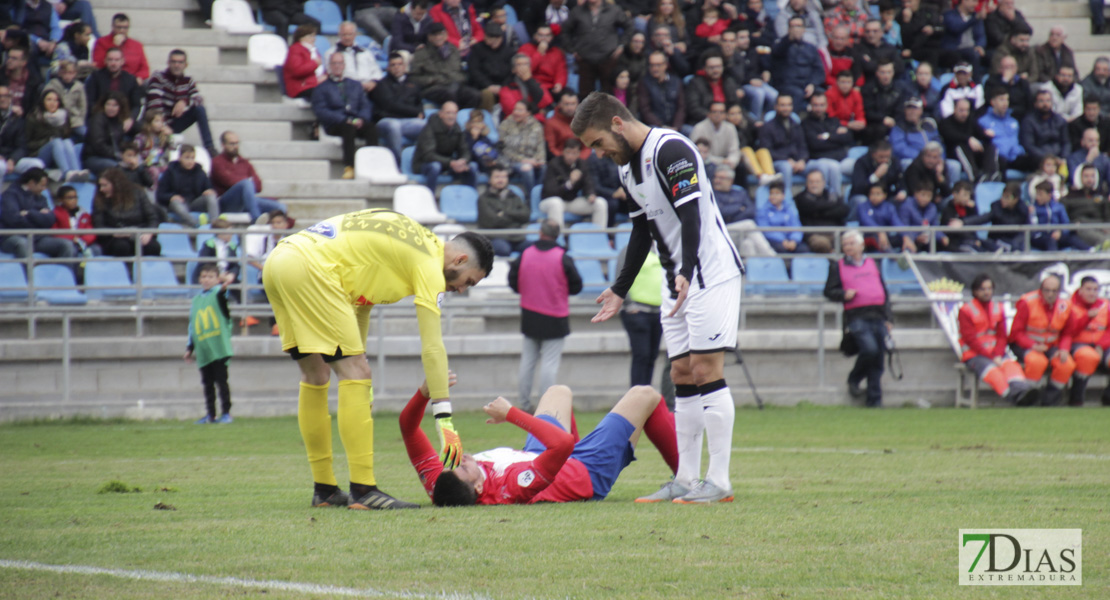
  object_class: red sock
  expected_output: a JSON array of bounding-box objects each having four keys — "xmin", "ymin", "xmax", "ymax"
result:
[
  {"xmin": 570, "ymin": 409, "xmax": 580, "ymax": 443},
  {"xmin": 643, "ymin": 395, "xmax": 679, "ymax": 475}
]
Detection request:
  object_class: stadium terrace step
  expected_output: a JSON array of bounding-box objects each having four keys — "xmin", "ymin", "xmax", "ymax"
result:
[
  {"xmin": 251, "ymin": 159, "xmax": 331, "ymax": 181},
  {"xmin": 145, "ymin": 45, "xmax": 221, "ymax": 68},
  {"xmin": 187, "ymin": 65, "xmax": 274, "ymax": 85},
  {"xmin": 284, "ymin": 199, "xmax": 374, "ymax": 223},
  {"xmin": 240, "ymin": 140, "xmax": 343, "ymax": 161},
  {"xmin": 181, "ymin": 120, "xmax": 293, "ymax": 144},
  {"xmin": 207, "ymin": 103, "xmax": 315, "ymax": 122},
  {"xmin": 93, "ymin": 8, "xmax": 183, "ymax": 32},
  {"xmin": 128, "ymin": 28, "xmax": 251, "ymax": 50},
  {"xmin": 194, "ymin": 82, "xmax": 257, "ymax": 104},
  {"xmin": 100, "ymin": 0, "xmax": 196, "ymax": 9},
  {"xmin": 262, "ymin": 180, "xmax": 380, "ymax": 199}
]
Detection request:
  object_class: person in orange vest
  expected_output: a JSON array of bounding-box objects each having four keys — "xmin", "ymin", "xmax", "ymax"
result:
[
  {"xmin": 1056, "ymin": 276, "xmax": 1110, "ymax": 407},
  {"xmin": 1007, "ymin": 274, "xmax": 1076, "ymax": 406},
  {"xmin": 958, "ymin": 273, "xmax": 1038, "ymax": 405}
]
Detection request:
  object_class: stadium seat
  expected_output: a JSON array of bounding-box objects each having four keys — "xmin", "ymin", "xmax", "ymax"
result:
[
  {"xmin": 614, "ymin": 223, "xmax": 633, "ymax": 251},
  {"xmin": 393, "ymin": 184, "xmax": 448, "ymax": 225},
  {"xmin": 245, "ymin": 264, "xmax": 267, "ymax": 303},
  {"xmin": 567, "ymin": 223, "xmax": 617, "ymax": 278},
  {"xmin": 32, "ymin": 265, "xmax": 87, "ymax": 305},
  {"xmin": 474, "ymin": 258, "xmax": 510, "ymax": 288},
  {"xmin": 529, "ymin": 184, "xmax": 544, "ymax": 221},
  {"xmin": 83, "ymin": 260, "xmax": 136, "ymax": 301},
  {"xmin": 439, "ymin": 185, "xmax": 479, "ymax": 223},
  {"xmin": 247, "ymin": 34, "xmax": 288, "ymax": 70},
  {"xmin": 790, "ymin": 257, "xmax": 830, "ymax": 296},
  {"xmin": 0, "ymin": 261, "xmax": 29, "ymax": 302},
  {"xmin": 881, "ymin": 257, "xmax": 922, "ymax": 295},
  {"xmin": 137, "ymin": 261, "xmax": 191, "ymax": 299},
  {"xmin": 212, "ymin": 0, "xmax": 264, "ymax": 34},
  {"xmin": 847, "ymin": 146, "xmax": 869, "ymax": 161},
  {"xmin": 157, "ymin": 223, "xmax": 196, "ymax": 259},
  {"xmin": 354, "ymin": 146, "xmax": 407, "ymax": 184},
  {"xmin": 400, "ymin": 146, "xmax": 452, "ymax": 186},
  {"xmin": 743, "ymin": 256, "xmax": 794, "ymax": 296},
  {"xmin": 305, "ymin": 0, "xmax": 343, "ymax": 34},
  {"xmin": 575, "ymin": 258, "xmax": 610, "ymax": 296},
  {"xmin": 503, "ymin": 4, "xmax": 518, "ymax": 24},
  {"xmin": 70, "ymin": 182, "xmax": 95, "ymax": 213},
  {"xmin": 431, "ymin": 223, "xmax": 466, "ymax": 243},
  {"xmin": 974, "ymin": 181, "xmax": 1005, "ymax": 241},
  {"xmin": 523, "ymin": 221, "xmax": 542, "ymax": 245},
  {"xmin": 458, "ymin": 108, "xmax": 498, "ymax": 143},
  {"xmin": 314, "ymin": 35, "xmax": 331, "ymax": 58}
]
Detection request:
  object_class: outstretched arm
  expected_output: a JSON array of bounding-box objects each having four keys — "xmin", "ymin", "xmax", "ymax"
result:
[{"xmin": 484, "ymin": 398, "xmax": 574, "ymax": 485}]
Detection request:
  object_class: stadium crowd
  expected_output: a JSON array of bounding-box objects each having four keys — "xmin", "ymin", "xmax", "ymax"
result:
[{"xmin": 3, "ymin": 0, "xmax": 1110, "ymax": 278}]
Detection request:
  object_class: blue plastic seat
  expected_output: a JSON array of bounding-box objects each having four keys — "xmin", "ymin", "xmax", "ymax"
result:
[
  {"xmin": 614, "ymin": 223, "xmax": 633, "ymax": 252},
  {"xmin": 245, "ymin": 264, "xmax": 267, "ymax": 303},
  {"xmin": 83, "ymin": 260, "xmax": 136, "ymax": 301},
  {"xmin": 32, "ymin": 264, "xmax": 87, "ymax": 305},
  {"xmin": 401, "ymin": 146, "xmax": 452, "ymax": 186},
  {"xmin": 881, "ymin": 257, "xmax": 922, "ymax": 295},
  {"xmin": 754, "ymin": 184, "xmax": 796, "ymax": 210},
  {"xmin": 440, "ymin": 185, "xmax": 479, "ymax": 223},
  {"xmin": 71, "ymin": 181, "xmax": 96, "ymax": 213},
  {"xmin": 567, "ymin": 223, "xmax": 615, "ymax": 258},
  {"xmin": 157, "ymin": 223, "xmax": 195, "ymax": 259},
  {"xmin": 457, "ymin": 108, "xmax": 498, "ymax": 143},
  {"xmin": 743, "ymin": 257, "xmax": 794, "ymax": 296},
  {"xmin": 847, "ymin": 146, "xmax": 869, "ymax": 160},
  {"xmin": 790, "ymin": 257, "xmax": 830, "ymax": 296},
  {"xmin": 575, "ymin": 258, "xmax": 609, "ymax": 296},
  {"xmin": 305, "ymin": 0, "xmax": 343, "ymax": 34},
  {"xmin": 974, "ymin": 181, "xmax": 1005, "ymax": 241},
  {"xmin": 530, "ymin": 184, "xmax": 544, "ymax": 221},
  {"xmin": 136, "ymin": 261, "xmax": 190, "ymax": 299},
  {"xmin": 314, "ymin": 34, "xmax": 331, "ymax": 57},
  {"xmin": 0, "ymin": 261, "xmax": 29, "ymax": 302}
]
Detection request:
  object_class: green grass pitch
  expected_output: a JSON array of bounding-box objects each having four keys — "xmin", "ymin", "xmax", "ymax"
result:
[{"xmin": 1, "ymin": 405, "xmax": 1107, "ymax": 599}]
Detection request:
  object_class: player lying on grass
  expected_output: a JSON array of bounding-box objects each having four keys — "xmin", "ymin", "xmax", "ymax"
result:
[{"xmin": 400, "ymin": 377, "xmax": 681, "ymax": 506}]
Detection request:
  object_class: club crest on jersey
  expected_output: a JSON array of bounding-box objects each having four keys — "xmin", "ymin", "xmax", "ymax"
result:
[
  {"xmin": 517, "ymin": 470, "xmax": 536, "ymax": 487},
  {"xmin": 305, "ymin": 222, "xmax": 337, "ymax": 239},
  {"xmin": 672, "ymin": 173, "xmax": 698, "ymax": 195}
]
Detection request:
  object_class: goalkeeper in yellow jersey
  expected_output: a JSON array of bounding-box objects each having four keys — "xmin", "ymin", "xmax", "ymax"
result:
[{"xmin": 263, "ymin": 208, "xmax": 494, "ymax": 510}]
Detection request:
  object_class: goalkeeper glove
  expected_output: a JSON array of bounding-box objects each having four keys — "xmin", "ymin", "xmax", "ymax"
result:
[{"xmin": 433, "ymin": 401, "xmax": 462, "ymax": 469}]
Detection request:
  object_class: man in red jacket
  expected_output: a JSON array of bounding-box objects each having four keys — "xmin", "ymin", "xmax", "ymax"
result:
[
  {"xmin": 428, "ymin": 0, "xmax": 483, "ymax": 57},
  {"xmin": 92, "ymin": 13, "xmax": 149, "ymax": 83},
  {"xmin": 519, "ymin": 25, "xmax": 567, "ymax": 98},
  {"xmin": 1056, "ymin": 276, "xmax": 1110, "ymax": 406},
  {"xmin": 210, "ymin": 131, "xmax": 286, "ymax": 223},
  {"xmin": 958, "ymin": 273, "xmax": 1037, "ymax": 405},
  {"xmin": 402, "ymin": 378, "xmax": 679, "ymax": 506}
]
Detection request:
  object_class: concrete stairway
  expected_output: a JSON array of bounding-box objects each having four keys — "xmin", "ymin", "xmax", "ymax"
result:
[
  {"xmin": 95, "ymin": 0, "xmax": 403, "ymax": 225},
  {"xmin": 1021, "ymin": 0, "xmax": 1110, "ymax": 76}
]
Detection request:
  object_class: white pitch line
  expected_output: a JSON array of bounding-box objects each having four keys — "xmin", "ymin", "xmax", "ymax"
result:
[
  {"xmin": 0, "ymin": 559, "xmax": 494, "ymax": 600},
  {"xmin": 732, "ymin": 446, "xmax": 1110, "ymax": 461}
]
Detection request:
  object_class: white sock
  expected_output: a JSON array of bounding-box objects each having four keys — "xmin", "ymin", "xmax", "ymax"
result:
[
  {"xmin": 700, "ymin": 382, "xmax": 735, "ymax": 491},
  {"xmin": 673, "ymin": 393, "xmax": 704, "ymax": 489}
]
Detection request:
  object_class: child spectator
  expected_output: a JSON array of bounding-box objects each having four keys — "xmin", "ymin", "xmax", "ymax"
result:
[
  {"xmin": 156, "ymin": 144, "xmax": 218, "ymax": 228},
  {"xmin": 118, "ymin": 142, "xmax": 154, "ymax": 191},
  {"xmin": 898, "ymin": 183, "xmax": 949, "ymax": 250},
  {"xmin": 50, "ymin": 184, "xmax": 99, "ymax": 256},
  {"xmin": 192, "ymin": 217, "xmax": 241, "ymax": 293},
  {"xmin": 826, "ymin": 70, "xmax": 866, "ymax": 134},
  {"xmin": 464, "ymin": 110, "xmax": 498, "ymax": 175},
  {"xmin": 986, "ymin": 182, "xmax": 1031, "ymax": 251},
  {"xmin": 185, "ymin": 262, "xmax": 234, "ymax": 425},
  {"xmin": 43, "ymin": 60, "xmax": 88, "ymax": 139},
  {"xmin": 694, "ymin": 6, "xmax": 731, "ymax": 43},
  {"xmin": 1026, "ymin": 155, "xmax": 1066, "ymax": 202},
  {"xmin": 244, "ymin": 209, "xmax": 293, "ymax": 336},
  {"xmin": 757, "ymin": 181, "xmax": 809, "ymax": 253},
  {"xmin": 694, "ymin": 138, "xmax": 717, "ymax": 182},
  {"xmin": 1031, "ymin": 180, "xmax": 1090, "ymax": 251},
  {"xmin": 940, "ymin": 180, "xmax": 998, "ymax": 252},
  {"xmin": 879, "ymin": 1, "xmax": 902, "ymax": 48},
  {"xmin": 133, "ymin": 110, "xmax": 173, "ymax": 184},
  {"xmin": 859, "ymin": 183, "xmax": 914, "ymax": 252},
  {"xmin": 26, "ymin": 89, "xmax": 88, "ymax": 182}
]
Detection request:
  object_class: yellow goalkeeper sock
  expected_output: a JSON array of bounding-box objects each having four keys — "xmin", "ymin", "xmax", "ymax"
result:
[
  {"xmin": 298, "ymin": 381, "xmax": 337, "ymax": 487},
  {"xmin": 338, "ymin": 379, "xmax": 375, "ymax": 487}
]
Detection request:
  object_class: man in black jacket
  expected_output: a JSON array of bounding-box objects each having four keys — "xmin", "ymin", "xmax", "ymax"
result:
[
  {"xmin": 478, "ymin": 166, "xmax": 531, "ymax": 256},
  {"xmin": 796, "ymin": 169, "xmax": 850, "ymax": 253},
  {"xmin": 802, "ymin": 92, "xmax": 856, "ymax": 197},
  {"xmin": 860, "ymin": 60, "xmax": 901, "ymax": 144},
  {"xmin": 0, "ymin": 168, "xmax": 76, "ymax": 260},
  {"xmin": 371, "ymin": 52, "xmax": 427, "ymax": 165},
  {"xmin": 468, "ymin": 23, "xmax": 514, "ymax": 112},
  {"xmin": 848, "ymin": 139, "xmax": 905, "ymax": 212},
  {"xmin": 853, "ymin": 18, "xmax": 904, "ymax": 85},
  {"xmin": 938, "ymin": 97, "xmax": 998, "ymax": 182},
  {"xmin": 0, "ymin": 47, "xmax": 42, "ymax": 118},
  {"xmin": 903, "ymin": 141, "xmax": 954, "ymax": 200},
  {"xmin": 563, "ymin": 0, "xmax": 633, "ymax": 99},
  {"xmin": 539, "ymin": 138, "xmax": 605, "ymax": 228},
  {"xmin": 685, "ymin": 52, "xmax": 742, "ymax": 125},
  {"xmin": 413, "ymin": 101, "xmax": 475, "ymax": 191},
  {"xmin": 84, "ymin": 47, "xmax": 143, "ymax": 120},
  {"xmin": 0, "ymin": 84, "xmax": 38, "ymax": 179}
]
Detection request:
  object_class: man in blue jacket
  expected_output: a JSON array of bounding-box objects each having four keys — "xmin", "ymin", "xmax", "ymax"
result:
[
  {"xmin": 941, "ymin": 0, "xmax": 986, "ymax": 76},
  {"xmin": 979, "ymin": 88, "xmax": 1036, "ymax": 174},
  {"xmin": 771, "ymin": 17, "xmax": 824, "ymax": 113},
  {"xmin": 1020, "ymin": 89, "xmax": 1070, "ymax": 165},
  {"xmin": 890, "ymin": 98, "xmax": 961, "ymax": 184},
  {"xmin": 756, "ymin": 181, "xmax": 809, "ymax": 253},
  {"xmin": 0, "ymin": 168, "xmax": 76, "ymax": 260},
  {"xmin": 313, "ymin": 53, "xmax": 377, "ymax": 180}
]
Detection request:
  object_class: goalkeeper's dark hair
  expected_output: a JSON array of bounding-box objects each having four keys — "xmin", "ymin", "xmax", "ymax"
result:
[
  {"xmin": 432, "ymin": 471, "xmax": 478, "ymax": 507},
  {"xmin": 451, "ymin": 231, "xmax": 494, "ymax": 276}
]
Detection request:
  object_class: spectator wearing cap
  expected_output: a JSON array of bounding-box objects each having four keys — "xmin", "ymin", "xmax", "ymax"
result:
[
  {"xmin": 938, "ymin": 63, "xmax": 984, "ymax": 118},
  {"xmin": 312, "ymin": 53, "xmax": 378, "ymax": 180},
  {"xmin": 325, "ymin": 21, "xmax": 384, "ymax": 96},
  {"xmin": 891, "ymin": 95, "xmax": 958, "ymax": 185},
  {"xmin": 91, "ymin": 13, "xmax": 150, "ymax": 83},
  {"xmin": 409, "ymin": 22, "xmax": 481, "ymax": 108},
  {"xmin": 389, "ymin": 0, "xmax": 433, "ymax": 54},
  {"xmin": 1043, "ymin": 65, "xmax": 1083, "ymax": 123},
  {"xmin": 562, "ymin": 0, "xmax": 634, "ymax": 100},
  {"xmin": 429, "ymin": 0, "xmax": 484, "ymax": 57},
  {"xmin": 371, "ymin": 52, "xmax": 427, "ymax": 165},
  {"xmin": 468, "ymin": 22, "xmax": 514, "ymax": 113},
  {"xmin": 0, "ymin": 168, "xmax": 76, "ymax": 260}
]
